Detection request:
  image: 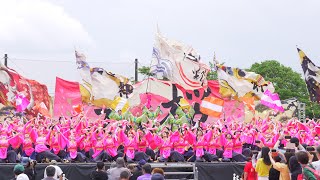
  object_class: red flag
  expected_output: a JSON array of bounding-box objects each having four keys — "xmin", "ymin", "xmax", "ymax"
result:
[
  {"xmin": 53, "ymin": 77, "xmax": 82, "ymax": 117},
  {"xmin": 0, "ymin": 67, "xmax": 50, "ymax": 113}
]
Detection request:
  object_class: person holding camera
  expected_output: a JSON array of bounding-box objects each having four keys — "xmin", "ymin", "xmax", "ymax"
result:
[
  {"xmin": 21, "ymin": 157, "xmax": 37, "ymax": 180},
  {"xmin": 268, "ymin": 150, "xmax": 290, "ymax": 180},
  {"xmin": 253, "ymin": 147, "xmax": 272, "ymax": 180}
]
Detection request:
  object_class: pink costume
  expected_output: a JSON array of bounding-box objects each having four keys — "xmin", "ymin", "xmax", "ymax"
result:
[
  {"xmin": 185, "ymin": 130, "xmax": 206, "ymax": 157},
  {"xmin": 0, "ymin": 138, "xmax": 9, "ymax": 159},
  {"xmin": 121, "ymin": 131, "xmax": 137, "ymax": 159},
  {"xmin": 35, "ymin": 137, "xmax": 49, "ymax": 153},
  {"xmin": 92, "ymin": 139, "xmax": 105, "ymax": 159},
  {"xmin": 173, "ymin": 136, "xmax": 188, "ymax": 154},
  {"xmin": 194, "ymin": 136, "xmax": 206, "ymax": 157},
  {"xmin": 68, "ymin": 140, "xmax": 78, "ymax": 159},
  {"xmin": 159, "ymin": 138, "xmax": 172, "ymax": 159},
  {"xmin": 68, "ymin": 136, "xmax": 84, "ymax": 159},
  {"xmin": 104, "ymin": 137, "xmax": 118, "ymax": 157},
  {"xmin": 137, "ymin": 138, "xmax": 148, "ymax": 153},
  {"xmin": 223, "ymin": 139, "xmax": 233, "ymax": 159},
  {"xmin": 23, "ymin": 137, "xmax": 34, "ymax": 156},
  {"xmin": 233, "ymin": 136, "xmax": 243, "ymax": 154},
  {"xmin": 207, "ymin": 133, "xmax": 222, "ymax": 155}
]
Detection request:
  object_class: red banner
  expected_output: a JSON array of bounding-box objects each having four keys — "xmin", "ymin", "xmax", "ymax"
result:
[{"xmin": 53, "ymin": 77, "xmax": 82, "ymax": 117}]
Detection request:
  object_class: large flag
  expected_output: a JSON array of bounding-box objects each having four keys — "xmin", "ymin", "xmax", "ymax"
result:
[
  {"xmin": 128, "ymin": 77, "xmax": 184, "ymax": 107},
  {"xmin": 297, "ymin": 48, "xmax": 320, "ymax": 103},
  {"xmin": 260, "ymin": 90, "xmax": 284, "ymax": 112},
  {"xmin": 216, "ymin": 64, "xmax": 275, "ymax": 99},
  {"xmin": 200, "ymin": 96, "xmax": 224, "ymax": 117},
  {"xmin": 0, "ymin": 63, "xmax": 50, "ymax": 113},
  {"xmin": 75, "ymin": 51, "xmax": 133, "ymax": 107},
  {"xmin": 150, "ymin": 32, "xmax": 210, "ymax": 90},
  {"xmin": 53, "ymin": 77, "xmax": 82, "ymax": 117},
  {"xmin": 15, "ymin": 93, "xmax": 30, "ymax": 112}
]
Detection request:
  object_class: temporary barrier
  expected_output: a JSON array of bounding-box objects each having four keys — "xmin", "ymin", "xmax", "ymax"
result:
[{"xmin": 0, "ymin": 162, "xmax": 245, "ymax": 180}]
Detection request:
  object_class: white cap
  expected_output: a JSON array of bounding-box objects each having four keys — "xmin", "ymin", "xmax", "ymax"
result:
[{"xmin": 16, "ymin": 174, "xmax": 29, "ymax": 180}]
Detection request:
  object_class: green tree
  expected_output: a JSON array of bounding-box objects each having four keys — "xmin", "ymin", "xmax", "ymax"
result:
[
  {"xmin": 138, "ymin": 66, "xmax": 153, "ymax": 77},
  {"xmin": 248, "ymin": 60, "xmax": 320, "ymax": 118},
  {"xmin": 207, "ymin": 62, "xmax": 218, "ymax": 80}
]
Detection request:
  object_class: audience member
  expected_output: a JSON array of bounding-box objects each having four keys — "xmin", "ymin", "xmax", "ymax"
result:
[
  {"xmin": 311, "ymin": 145, "xmax": 320, "ymax": 170},
  {"xmin": 137, "ymin": 164, "xmax": 152, "ymax": 180},
  {"xmin": 44, "ymin": 160, "xmax": 63, "ymax": 180},
  {"xmin": 120, "ymin": 170, "xmax": 131, "ymax": 180},
  {"xmin": 130, "ymin": 160, "xmax": 146, "ymax": 180},
  {"xmin": 243, "ymin": 152, "xmax": 256, "ymax": 180},
  {"xmin": 91, "ymin": 162, "xmax": 108, "ymax": 180},
  {"xmin": 288, "ymin": 156, "xmax": 302, "ymax": 180},
  {"xmin": 151, "ymin": 168, "xmax": 164, "ymax": 176},
  {"xmin": 151, "ymin": 173, "xmax": 165, "ymax": 180},
  {"xmin": 22, "ymin": 157, "xmax": 37, "ymax": 180},
  {"xmin": 296, "ymin": 151, "xmax": 316, "ymax": 179},
  {"xmin": 108, "ymin": 157, "xmax": 130, "ymax": 180},
  {"xmin": 11, "ymin": 164, "xmax": 29, "ymax": 180},
  {"xmin": 254, "ymin": 147, "xmax": 271, "ymax": 180},
  {"xmin": 268, "ymin": 155, "xmax": 281, "ymax": 180},
  {"xmin": 42, "ymin": 166, "xmax": 57, "ymax": 180}
]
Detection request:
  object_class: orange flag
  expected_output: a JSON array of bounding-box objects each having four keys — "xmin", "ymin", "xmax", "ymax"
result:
[
  {"xmin": 241, "ymin": 96, "xmax": 255, "ymax": 112},
  {"xmin": 200, "ymin": 97, "xmax": 224, "ymax": 117}
]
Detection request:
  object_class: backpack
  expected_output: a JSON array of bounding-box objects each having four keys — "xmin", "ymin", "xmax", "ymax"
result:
[
  {"xmin": 297, "ymin": 165, "xmax": 320, "ymax": 180},
  {"xmin": 305, "ymin": 166, "xmax": 320, "ymax": 180}
]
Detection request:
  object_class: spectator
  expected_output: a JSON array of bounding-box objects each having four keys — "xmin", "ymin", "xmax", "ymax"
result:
[
  {"xmin": 268, "ymin": 151, "xmax": 290, "ymax": 180},
  {"xmin": 151, "ymin": 168, "xmax": 164, "ymax": 176},
  {"xmin": 243, "ymin": 152, "xmax": 256, "ymax": 180},
  {"xmin": 312, "ymin": 145, "xmax": 320, "ymax": 170},
  {"xmin": 42, "ymin": 166, "xmax": 57, "ymax": 180},
  {"xmin": 91, "ymin": 162, "xmax": 108, "ymax": 180},
  {"xmin": 254, "ymin": 147, "xmax": 271, "ymax": 180},
  {"xmin": 130, "ymin": 160, "xmax": 146, "ymax": 180},
  {"xmin": 137, "ymin": 164, "xmax": 152, "ymax": 180},
  {"xmin": 290, "ymin": 137, "xmax": 306, "ymax": 151},
  {"xmin": 296, "ymin": 151, "xmax": 316, "ymax": 180},
  {"xmin": 44, "ymin": 160, "xmax": 63, "ymax": 180},
  {"xmin": 151, "ymin": 173, "xmax": 165, "ymax": 180},
  {"xmin": 22, "ymin": 157, "xmax": 37, "ymax": 180},
  {"xmin": 108, "ymin": 157, "xmax": 130, "ymax": 180},
  {"xmin": 120, "ymin": 170, "xmax": 131, "ymax": 180},
  {"xmin": 268, "ymin": 155, "xmax": 281, "ymax": 180},
  {"xmin": 288, "ymin": 156, "xmax": 302, "ymax": 180},
  {"xmin": 11, "ymin": 164, "xmax": 29, "ymax": 180}
]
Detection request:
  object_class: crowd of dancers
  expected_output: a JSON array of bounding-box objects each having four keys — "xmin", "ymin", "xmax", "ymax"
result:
[{"xmin": 0, "ymin": 105, "xmax": 319, "ymax": 164}]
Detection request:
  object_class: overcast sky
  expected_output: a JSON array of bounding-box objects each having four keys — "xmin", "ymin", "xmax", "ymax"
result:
[{"xmin": 0, "ymin": 0, "xmax": 320, "ymax": 94}]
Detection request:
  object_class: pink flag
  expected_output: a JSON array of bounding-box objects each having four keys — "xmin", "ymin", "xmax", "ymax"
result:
[
  {"xmin": 15, "ymin": 94, "xmax": 30, "ymax": 112},
  {"xmin": 260, "ymin": 90, "xmax": 284, "ymax": 112},
  {"xmin": 53, "ymin": 77, "xmax": 82, "ymax": 117}
]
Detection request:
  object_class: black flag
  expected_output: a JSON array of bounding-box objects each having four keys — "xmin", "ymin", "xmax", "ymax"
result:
[{"xmin": 298, "ymin": 48, "xmax": 320, "ymax": 103}]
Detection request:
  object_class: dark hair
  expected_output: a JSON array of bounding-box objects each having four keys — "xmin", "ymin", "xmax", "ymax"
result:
[
  {"xmin": 284, "ymin": 152, "xmax": 295, "ymax": 164},
  {"xmin": 46, "ymin": 166, "xmax": 56, "ymax": 177},
  {"xmin": 261, "ymin": 147, "xmax": 271, "ymax": 165},
  {"xmin": 316, "ymin": 145, "xmax": 320, "ymax": 154},
  {"xmin": 289, "ymin": 156, "xmax": 302, "ymax": 173},
  {"xmin": 310, "ymin": 152, "xmax": 318, "ymax": 162},
  {"xmin": 142, "ymin": 164, "xmax": 152, "ymax": 174},
  {"xmin": 97, "ymin": 162, "xmax": 105, "ymax": 170},
  {"xmin": 290, "ymin": 137, "xmax": 300, "ymax": 147},
  {"xmin": 296, "ymin": 151, "xmax": 309, "ymax": 165},
  {"xmin": 273, "ymin": 155, "xmax": 282, "ymax": 162},
  {"xmin": 120, "ymin": 170, "xmax": 131, "ymax": 179}
]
